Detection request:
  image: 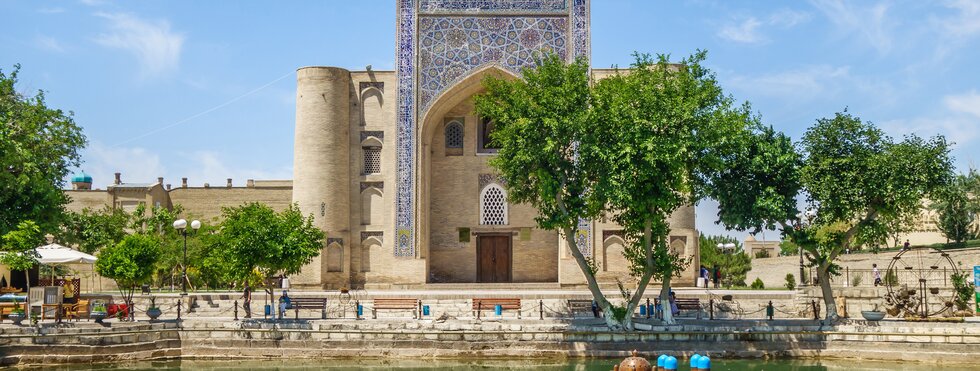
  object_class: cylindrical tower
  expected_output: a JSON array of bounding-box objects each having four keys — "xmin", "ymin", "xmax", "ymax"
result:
[{"xmin": 292, "ymin": 66, "xmax": 351, "ymax": 288}]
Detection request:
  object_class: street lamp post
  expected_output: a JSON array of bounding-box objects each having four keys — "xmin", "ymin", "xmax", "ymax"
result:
[{"xmin": 172, "ymin": 218, "xmax": 201, "ymax": 295}]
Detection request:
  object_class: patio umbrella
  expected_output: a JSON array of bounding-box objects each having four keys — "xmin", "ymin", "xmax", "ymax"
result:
[{"xmin": 35, "ymin": 243, "xmax": 97, "ymax": 291}]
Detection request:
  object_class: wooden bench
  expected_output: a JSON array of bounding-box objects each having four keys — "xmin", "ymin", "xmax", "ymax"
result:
[
  {"xmin": 372, "ymin": 298, "xmax": 420, "ymax": 319},
  {"xmin": 0, "ymin": 302, "xmax": 26, "ymax": 320},
  {"xmin": 567, "ymin": 299, "xmax": 601, "ymax": 318},
  {"xmin": 289, "ymin": 297, "xmax": 328, "ymax": 319},
  {"xmin": 473, "ymin": 298, "xmax": 521, "ymax": 319},
  {"xmin": 654, "ymin": 297, "xmax": 703, "ymax": 319}
]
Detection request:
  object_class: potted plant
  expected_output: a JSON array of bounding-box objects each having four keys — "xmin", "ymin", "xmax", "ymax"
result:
[
  {"xmin": 146, "ymin": 297, "xmax": 162, "ymax": 320},
  {"xmin": 861, "ymin": 303, "xmax": 887, "ymax": 321},
  {"xmin": 90, "ymin": 304, "xmax": 108, "ymax": 323},
  {"xmin": 8, "ymin": 307, "xmax": 26, "ymax": 325}
]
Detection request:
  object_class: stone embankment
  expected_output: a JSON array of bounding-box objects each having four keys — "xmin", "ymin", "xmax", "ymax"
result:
[{"xmin": 2, "ymin": 318, "xmax": 978, "ymax": 366}]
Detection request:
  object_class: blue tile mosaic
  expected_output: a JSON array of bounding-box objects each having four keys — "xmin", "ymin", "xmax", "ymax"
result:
[{"xmin": 395, "ymin": 0, "xmax": 590, "ymax": 258}]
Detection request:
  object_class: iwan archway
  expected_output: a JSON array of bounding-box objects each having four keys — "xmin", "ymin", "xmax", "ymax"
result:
[{"xmin": 418, "ymin": 66, "xmax": 559, "ymax": 283}]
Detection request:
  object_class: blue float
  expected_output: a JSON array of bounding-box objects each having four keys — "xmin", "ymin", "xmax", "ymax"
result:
[
  {"xmin": 657, "ymin": 354, "xmax": 667, "ymax": 368},
  {"xmin": 697, "ymin": 355, "xmax": 711, "ymax": 370},
  {"xmin": 664, "ymin": 356, "xmax": 678, "ymax": 370},
  {"xmin": 690, "ymin": 353, "xmax": 702, "ymax": 370}
]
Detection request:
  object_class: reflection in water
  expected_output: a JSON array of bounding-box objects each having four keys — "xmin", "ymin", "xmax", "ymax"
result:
[{"xmin": 26, "ymin": 358, "xmax": 980, "ymax": 371}]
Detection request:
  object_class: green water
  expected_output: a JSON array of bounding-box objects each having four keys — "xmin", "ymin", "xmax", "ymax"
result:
[{"xmin": 25, "ymin": 359, "xmax": 980, "ymax": 370}]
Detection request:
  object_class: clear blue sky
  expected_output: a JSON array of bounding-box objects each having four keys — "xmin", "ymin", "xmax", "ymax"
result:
[{"xmin": 3, "ymin": 0, "xmax": 979, "ymax": 241}]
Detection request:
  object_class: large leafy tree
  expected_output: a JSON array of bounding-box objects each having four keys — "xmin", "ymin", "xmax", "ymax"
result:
[
  {"xmin": 58, "ymin": 207, "xmax": 130, "ymax": 254},
  {"xmin": 475, "ymin": 51, "xmax": 752, "ymax": 328},
  {"xmin": 0, "ymin": 65, "xmax": 87, "ymax": 235},
  {"xmin": 208, "ymin": 203, "xmax": 323, "ymax": 297},
  {"xmin": 95, "ymin": 233, "xmax": 162, "ymax": 313},
  {"xmin": 0, "ymin": 220, "xmax": 43, "ymax": 295},
  {"xmin": 932, "ymin": 173, "xmax": 979, "ymax": 244},
  {"xmin": 712, "ymin": 111, "xmax": 953, "ymax": 321}
]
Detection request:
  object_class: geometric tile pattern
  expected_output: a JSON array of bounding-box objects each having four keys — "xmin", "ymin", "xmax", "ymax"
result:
[
  {"xmin": 396, "ymin": 0, "xmax": 590, "ymax": 257},
  {"xmin": 417, "ymin": 16, "xmax": 569, "ymax": 113}
]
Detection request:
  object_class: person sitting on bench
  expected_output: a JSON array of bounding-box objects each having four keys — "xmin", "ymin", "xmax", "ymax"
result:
[{"xmin": 278, "ymin": 290, "xmax": 291, "ymax": 319}]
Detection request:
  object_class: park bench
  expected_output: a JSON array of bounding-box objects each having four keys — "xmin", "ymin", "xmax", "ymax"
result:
[
  {"xmin": 372, "ymin": 298, "xmax": 420, "ymax": 319},
  {"xmin": 473, "ymin": 298, "xmax": 521, "ymax": 319},
  {"xmin": 0, "ymin": 302, "xmax": 26, "ymax": 321},
  {"xmin": 290, "ymin": 297, "xmax": 328, "ymax": 319},
  {"xmin": 567, "ymin": 299, "xmax": 601, "ymax": 318},
  {"xmin": 654, "ymin": 297, "xmax": 703, "ymax": 319}
]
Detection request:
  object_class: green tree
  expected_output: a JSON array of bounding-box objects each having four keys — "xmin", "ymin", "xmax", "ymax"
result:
[
  {"xmin": 0, "ymin": 220, "xmax": 43, "ymax": 296},
  {"xmin": 711, "ymin": 111, "xmax": 953, "ymax": 321},
  {"xmin": 58, "ymin": 207, "xmax": 130, "ymax": 254},
  {"xmin": 932, "ymin": 174, "xmax": 978, "ymax": 244},
  {"xmin": 0, "ymin": 65, "xmax": 87, "ymax": 235},
  {"xmin": 698, "ymin": 234, "xmax": 752, "ymax": 287},
  {"xmin": 208, "ymin": 203, "xmax": 323, "ymax": 299},
  {"xmin": 95, "ymin": 234, "xmax": 162, "ymax": 313},
  {"xmin": 779, "ymin": 240, "xmax": 799, "ymax": 257},
  {"xmin": 475, "ymin": 51, "xmax": 753, "ymax": 328}
]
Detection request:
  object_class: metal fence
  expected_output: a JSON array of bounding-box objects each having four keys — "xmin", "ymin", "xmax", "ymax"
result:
[{"xmin": 800, "ymin": 267, "xmax": 956, "ymax": 288}]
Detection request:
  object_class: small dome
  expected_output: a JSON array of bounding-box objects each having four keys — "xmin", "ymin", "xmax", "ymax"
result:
[{"xmin": 71, "ymin": 171, "xmax": 93, "ymax": 183}]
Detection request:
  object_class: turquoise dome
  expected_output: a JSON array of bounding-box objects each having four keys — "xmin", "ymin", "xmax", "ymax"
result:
[{"xmin": 71, "ymin": 171, "xmax": 92, "ymax": 183}]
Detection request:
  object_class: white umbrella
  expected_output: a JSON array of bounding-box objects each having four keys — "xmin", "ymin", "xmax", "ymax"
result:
[{"xmin": 35, "ymin": 243, "xmax": 97, "ymax": 265}]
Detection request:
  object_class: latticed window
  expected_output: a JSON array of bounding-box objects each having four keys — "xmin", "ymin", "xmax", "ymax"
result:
[
  {"xmin": 363, "ymin": 147, "xmax": 381, "ymax": 174},
  {"xmin": 480, "ymin": 184, "xmax": 507, "ymax": 225},
  {"xmin": 446, "ymin": 121, "xmax": 463, "ymax": 148}
]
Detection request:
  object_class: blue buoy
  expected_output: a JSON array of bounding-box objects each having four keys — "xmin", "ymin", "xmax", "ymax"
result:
[
  {"xmin": 423, "ymin": 305, "xmax": 430, "ymax": 316},
  {"xmin": 697, "ymin": 355, "xmax": 711, "ymax": 370},
  {"xmin": 664, "ymin": 356, "xmax": 678, "ymax": 370},
  {"xmin": 495, "ymin": 304, "xmax": 502, "ymax": 316},
  {"xmin": 657, "ymin": 354, "xmax": 667, "ymax": 368},
  {"xmin": 690, "ymin": 354, "xmax": 702, "ymax": 370}
]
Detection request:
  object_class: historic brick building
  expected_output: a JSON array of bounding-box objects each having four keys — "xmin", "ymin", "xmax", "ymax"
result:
[{"xmin": 66, "ymin": 0, "xmax": 702, "ymax": 290}]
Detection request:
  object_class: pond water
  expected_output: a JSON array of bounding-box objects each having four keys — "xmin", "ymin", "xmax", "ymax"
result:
[{"xmin": 26, "ymin": 359, "xmax": 980, "ymax": 371}]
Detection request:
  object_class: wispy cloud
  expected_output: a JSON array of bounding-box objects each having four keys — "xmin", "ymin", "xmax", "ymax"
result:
[
  {"xmin": 881, "ymin": 91, "xmax": 980, "ymax": 150},
  {"xmin": 38, "ymin": 7, "xmax": 66, "ymax": 14},
  {"xmin": 810, "ymin": 0, "xmax": 894, "ymax": 53},
  {"xmin": 82, "ymin": 143, "xmax": 166, "ymax": 188},
  {"xmin": 34, "ymin": 35, "xmax": 66, "ymax": 53},
  {"xmin": 937, "ymin": 0, "xmax": 980, "ymax": 38},
  {"xmin": 94, "ymin": 12, "xmax": 185, "ymax": 78},
  {"xmin": 718, "ymin": 18, "xmax": 764, "ymax": 43},
  {"xmin": 728, "ymin": 65, "xmax": 851, "ymax": 98},
  {"xmin": 717, "ymin": 9, "xmax": 811, "ymax": 44},
  {"xmin": 80, "ymin": 0, "xmax": 108, "ymax": 6}
]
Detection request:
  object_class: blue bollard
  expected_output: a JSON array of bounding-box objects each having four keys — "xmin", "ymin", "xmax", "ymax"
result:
[
  {"xmin": 664, "ymin": 356, "xmax": 678, "ymax": 370},
  {"xmin": 690, "ymin": 354, "xmax": 702, "ymax": 370},
  {"xmin": 495, "ymin": 304, "xmax": 502, "ymax": 316},
  {"xmin": 697, "ymin": 355, "xmax": 711, "ymax": 371},
  {"xmin": 357, "ymin": 304, "xmax": 363, "ymax": 317},
  {"xmin": 639, "ymin": 305, "xmax": 647, "ymax": 316},
  {"xmin": 423, "ymin": 305, "xmax": 430, "ymax": 316},
  {"xmin": 657, "ymin": 354, "xmax": 667, "ymax": 369}
]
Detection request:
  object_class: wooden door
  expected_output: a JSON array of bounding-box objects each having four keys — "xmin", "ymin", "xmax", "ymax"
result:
[{"xmin": 477, "ymin": 235, "xmax": 512, "ymax": 283}]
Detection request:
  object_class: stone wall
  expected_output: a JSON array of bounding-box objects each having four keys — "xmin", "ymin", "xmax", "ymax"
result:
[{"xmin": 2, "ymin": 319, "xmax": 978, "ymax": 366}]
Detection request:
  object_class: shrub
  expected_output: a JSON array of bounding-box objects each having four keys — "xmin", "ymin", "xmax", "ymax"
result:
[
  {"xmin": 751, "ymin": 278, "xmax": 765, "ymax": 289},
  {"xmin": 851, "ymin": 274, "xmax": 862, "ymax": 287},
  {"xmin": 785, "ymin": 273, "xmax": 796, "ymax": 290},
  {"xmin": 884, "ymin": 268, "xmax": 898, "ymax": 286},
  {"xmin": 951, "ymin": 271, "xmax": 975, "ymax": 310},
  {"xmin": 754, "ymin": 250, "xmax": 770, "ymax": 259}
]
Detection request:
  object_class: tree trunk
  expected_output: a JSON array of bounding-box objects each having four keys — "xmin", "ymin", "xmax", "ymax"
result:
[
  {"xmin": 560, "ymin": 226, "xmax": 624, "ymax": 329},
  {"xmin": 816, "ymin": 263, "xmax": 839, "ymax": 321},
  {"xmin": 659, "ymin": 273, "xmax": 675, "ymax": 324}
]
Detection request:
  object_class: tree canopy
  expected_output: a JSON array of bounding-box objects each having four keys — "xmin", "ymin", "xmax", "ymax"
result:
[
  {"xmin": 208, "ymin": 203, "xmax": 324, "ymax": 286},
  {"xmin": 475, "ymin": 51, "xmax": 754, "ymax": 328},
  {"xmin": 0, "ymin": 65, "xmax": 87, "ymax": 235},
  {"xmin": 711, "ymin": 111, "xmax": 954, "ymax": 320},
  {"xmin": 95, "ymin": 233, "xmax": 162, "ymax": 307}
]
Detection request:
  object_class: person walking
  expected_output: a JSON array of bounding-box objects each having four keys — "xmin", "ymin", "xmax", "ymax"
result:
[
  {"xmin": 713, "ymin": 267, "xmax": 722, "ymax": 288},
  {"xmin": 873, "ymin": 264, "xmax": 882, "ymax": 287},
  {"xmin": 241, "ymin": 282, "xmax": 252, "ymax": 318}
]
